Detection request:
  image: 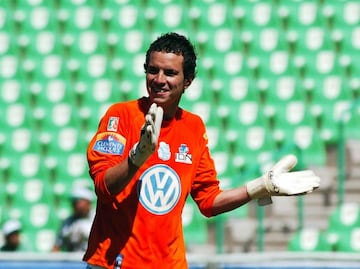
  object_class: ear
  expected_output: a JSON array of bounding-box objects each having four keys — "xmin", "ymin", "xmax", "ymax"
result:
[{"xmin": 184, "ymin": 77, "xmax": 193, "ymax": 90}]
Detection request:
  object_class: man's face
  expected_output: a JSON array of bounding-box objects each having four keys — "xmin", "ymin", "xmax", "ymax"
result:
[{"xmin": 146, "ymin": 51, "xmax": 191, "ymax": 114}]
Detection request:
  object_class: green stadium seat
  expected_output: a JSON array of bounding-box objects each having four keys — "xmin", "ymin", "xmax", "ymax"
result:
[
  {"xmin": 232, "ymin": 125, "xmax": 277, "ymax": 171},
  {"xmin": 14, "ymin": 4, "xmax": 58, "ymax": 36},
  {"xmin": 58, "ymin": 4, "xmax": 104, "ymax": 34},
  {"xmin": 24, "ymin": 54, "xmax": 71, "ymax": 83},
  {"xmin": 217, "ymin": 76, "xmax": 260, "ymax": 106},
  {"xmin": 325, "ymin": 202, "xmax": 360, "ymax": 250},
  {"xmin": 35, "ymin": 103, "xmax": 81, "ymax": 135},
  {"xmin": 277, "ymin": 0, "xmax": 325, "ymax": 30},
  {"xmin": 288, "ymin": 228, "xmax": 332, "ymax": 252},
  {"xmin": 293, "ymin": 126, "xmax": 327, "ymax": 167},
  {"xmin": 0, "ymin": 4, "xmax": 17, "ymax": 33},
  {"xmin": 0, "ymin": 79, "xmax": 30, "ymax": 106},
  {"xmin": 256, "ymin": 50, "xmax": 298, "ymax": 80},
  {"xmin": 234, "ymin": 0, "xmax": 281, "ymax": 30},
  {"xmin": 0, "ymin": 54, "xmax": 24, "ymax": 80},
  {"xmin": 336, "ymin": 227, "xmax": 360, "ymax": 252},
  {"xmin": 246, "ymin": 27, "xmax": 289, "ymax": 58},
  {"xmin": 308, "ymin": 75, "xmax": 353, "ymax": 144},
  {"xmin": 31, "ymin": 78, "xmax": 76, "ymax": 109},
  {"xmin": 190, "ymin": 1, "xmax": 235, "ymax": 31},
  {"xmin": 14, "ymin": 0, "xmax": 56, "ymax": 9},
  {"xmin": 291, "ymin": 27, "xmax": 335, "ymax": 55},
  {"xmin": 3, "ymin": 103, "xmax": 35, "ymax": 129},
  {"xmin": 2, "ymin": 128, "xmax": 41, "ymax": 157},
  {"xmin": 78, "ymin": 78, "xmax": 120, "ymax": 108},
  {"xmin": 212, "ymin": 50, "xmax": 248, "ymax": 79},
  {"xmin": 188, "ymin": 101, "xmax": 221, "ymax": 129},
  {"xmin": 322, "ymin": 0, "xmax": 360, "ymax": 29},
  {"xmin": 181, "ymin": 75, "xmax": 214, "ymax": 109},
  {"xmin": 342, "ymin": 102, "xmax": 360, "ymax": 140},
  {"xmin": 105, "ymin": 2, "xmax": 147, "ymax": 32},
  {"xmin": 272, "ymin": 101, "xmax": 316, "ymax": 143},
  {"xmin": 271, "ymin": 100, "xmax": 327, "ymax": 167},
  {"xmin": 108, "ymin": 30, "xmax": 148, "ymax": 59},
  {"xmin": 226, "ymin": 101, "xmax": 268, "ymax": 132},
  {"xmin": 332, "ymin": 24, "xmax": 360, "ymax": 57},
  {"xmin": 0, "ymin": 31, "xmax": 19, "ymax": 57},
  {"xmin": 146, "ymin": 3, "xmax": 191, "ymax": 33},
  {"xmin": 18, "ymin": 31, "xmax": 64, "ymax": 60},
  {"xmin": 262, "ymin": 75, "xmax": 306, "ymax": 119},
  {"xmin": 8, "ymin": 178, "xmax": 54, "ymax": 211},
  {"xmin": 44, "ymin": 127, "xmax": 87, "ymax": 159},
  {"xmin": 210, "ymin": 149, "xmax": 233, "ymax": 179},
  {"xmin": 22, "ymin": 228, "xmax": 57, "ymax": 252},
  {"xmin": 62, "ymin": 30, "xmax": 107, "ymax": 60},
  {"xmin": 299, "ymin": 49, "xmax": 344, "ymax": 78},
  {"xmin": 196, "ymin": 28, "xmax": 242, "ymax": 58},
  {"xmin": 50, "ymin": 152, "xmax": 89, "ymax": 184}
]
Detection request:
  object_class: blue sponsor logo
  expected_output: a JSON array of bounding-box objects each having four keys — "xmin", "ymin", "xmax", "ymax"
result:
[
  {"xmin": 93, "ymin": 133, "xmax": 125, "ymax": 155},
  {"xmin": 139, "ymin": 164, "xmax": 181, "ymax": 215}
]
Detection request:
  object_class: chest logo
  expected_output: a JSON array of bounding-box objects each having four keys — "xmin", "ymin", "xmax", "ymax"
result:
[
  {"xmin": 158, "ymin": 141, "xmax": 171, "ymax": 161},
  {"xmin": 175, "ymin": 144, "xmax": 192, "ymax": 164},
  {"xmin": 139, "ymin": 164, "xmax": 181, "ymax": 215}
]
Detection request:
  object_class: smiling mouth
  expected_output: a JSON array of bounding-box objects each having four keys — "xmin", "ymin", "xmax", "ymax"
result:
[{"xmin": 153, "ymin": 88, "xmax": 168, "ymax": 93}]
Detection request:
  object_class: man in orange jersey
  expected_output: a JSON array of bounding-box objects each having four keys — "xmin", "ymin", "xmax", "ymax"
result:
[{"xmin": 84, "ymin": 32, "xmax": 320, "ymax": 269}]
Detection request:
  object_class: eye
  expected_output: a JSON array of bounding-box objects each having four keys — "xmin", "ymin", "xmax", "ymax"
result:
[
  {"xmin": 147, "ymin": 66, "xmax": 159, "ymax": 74},
  {"xmin": 165, "ymin": 69, "xmax": 178, "ymax": 76}
]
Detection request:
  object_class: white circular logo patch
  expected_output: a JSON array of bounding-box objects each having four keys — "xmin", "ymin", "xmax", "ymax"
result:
[{"xmin": 139, "ymin": 164, "xmax": 181, "ymax": 215}]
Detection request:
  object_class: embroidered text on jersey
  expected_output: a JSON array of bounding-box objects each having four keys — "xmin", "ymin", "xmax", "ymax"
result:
[
  {"xmin": 139, "ymin": 164, "xmax": 181, "ymax": 215},
  {"xmin": 93, "ymin": 132, "xmax": 126, "ymax": 155},
  {"xmin": 175, "ymin": 144, "xmax": 192, "ymax": 164},
  {"xmin": 107, "ymin": 117, "xmax": 119, "ymax": 132}
]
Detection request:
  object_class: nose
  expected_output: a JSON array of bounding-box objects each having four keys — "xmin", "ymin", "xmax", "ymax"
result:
[{"xmin": 154, "ymin": 71, "xmax": 166, "ymax": 84}]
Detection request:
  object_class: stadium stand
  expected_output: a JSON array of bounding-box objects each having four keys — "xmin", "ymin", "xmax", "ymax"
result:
[{"xmin": 0, "ymin": 0, "xmax": 359, "ymax": 255}]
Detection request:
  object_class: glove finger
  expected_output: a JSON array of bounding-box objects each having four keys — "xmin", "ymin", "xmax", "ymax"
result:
[
  {"xmin": 289, "ymin": 171, "xmax": 321, "ymax": 189},
  {"xmin": 148, "ymin": 103, "xmax": 157, "ymax": 117},
  {"xmin": 272, "ymin": 154, "xmax": 297, "ymax": 176},
  {"xmin": 145, "ymin": 114, "xmax": 155, "ymax": 130},
  {"xmin": 274, "ymin": 171, "xmax": 321, "ymax": 195},
  {"xmin": 154, "ymin": 106, "xmax": 163, "ymax": 138}
]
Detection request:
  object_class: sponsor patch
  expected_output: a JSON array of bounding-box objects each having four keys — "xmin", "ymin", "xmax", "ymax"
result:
[
  {"xmin": 93, "ymin": 132, "xmax": 126, "ymax": 155},
  {"xmin": 107, "ymin": 117, "xmax": 119, "ymax": 132},
  {"xmin": 138, "ymin": 164, "xmax": 181, "ymax": 215},
  {"xmin": 158, "ymin": 141, "xmax": 171, "ymax": 161},
  {"xmin": 175, "ymin": 144, "xmax": 192, "ymax": 164}
]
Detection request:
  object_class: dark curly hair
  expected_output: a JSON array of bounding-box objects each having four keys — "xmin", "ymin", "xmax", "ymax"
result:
[{"xmin": 144, "ymin": 32, "xmax": 197, "ymax": 81}]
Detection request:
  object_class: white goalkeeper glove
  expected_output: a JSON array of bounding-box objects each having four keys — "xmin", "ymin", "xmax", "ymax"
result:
[
  {"xmin": 129, "ymin": 103, "xmax": 163, "ymax": 167},
  {"xmin": 246, "ymin": 155, "xmax": 321, "ymax": 206}
]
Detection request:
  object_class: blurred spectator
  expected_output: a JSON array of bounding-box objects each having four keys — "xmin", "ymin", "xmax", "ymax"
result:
[
  {"xmin": 53, "ymin": 187, "xmax": 95, "ymax": 252},
  {"xmin": 1, "ymin": 219, "xmax": 22, "ymax": 251}
]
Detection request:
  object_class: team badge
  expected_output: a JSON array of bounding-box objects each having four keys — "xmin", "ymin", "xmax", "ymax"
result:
[
  {"xmin": 175, "ymin": 144, "xmax": 192, "ymax": 164},
  {"xmin": 93, "ymin": 132, "xmax": 126, "ymax": 155},
  {"xmin": 138, "ymin": 164, "xmax": 181, "ymax": 215},
  {"xmin": 158, "ymin": 141, "xmax": 171, "ymax": 161},
  {"xmin": 107, "ymin": 117, "xmax": 119, "ymax": 132}
]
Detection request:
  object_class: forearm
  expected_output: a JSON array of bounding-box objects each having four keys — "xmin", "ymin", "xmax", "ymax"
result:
[
  {"xmin": 211, "ymin": 186, "xmax": 251, "ymax": 216},
  {"xmin": 104, "ymin": 157, "xmax": 139, "ymax": 195}
]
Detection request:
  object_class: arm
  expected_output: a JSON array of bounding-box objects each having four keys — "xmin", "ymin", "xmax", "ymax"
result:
[
  {"xmin": 212, "ymin": 186, "xmax": 251, "ymax": 216},
  {"xmin": 104, "ymin": 157, "xmax": 140, "ymax": 195},
  {"xmin": 104, "ymin": 103, "xmax": 163, "ymax": 195}
]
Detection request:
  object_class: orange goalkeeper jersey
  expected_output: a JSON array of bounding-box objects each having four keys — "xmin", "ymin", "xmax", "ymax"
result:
[{"xmin": 84, "ymin": 97, "xmax": 221, "ymax": 269}]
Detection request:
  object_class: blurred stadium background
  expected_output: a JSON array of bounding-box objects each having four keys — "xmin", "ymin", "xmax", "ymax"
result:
[{"xmin": 0, "ymin": 0, "xmax": 360, "ymax": 268}]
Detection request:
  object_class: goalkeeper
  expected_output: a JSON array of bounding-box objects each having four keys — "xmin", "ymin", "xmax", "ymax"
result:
[{"xmin": 84, "ymin": 32, "xmax": 320, "ymax": 269}]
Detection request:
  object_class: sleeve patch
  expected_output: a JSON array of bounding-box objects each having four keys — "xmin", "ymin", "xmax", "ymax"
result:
[
  {"xmin": 107, "ymin": 116, "xmax": 119, "ymax": 131},
  {"xmin": 93, "ymin": 132, "xmax": 126, "ymax": 155}
]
